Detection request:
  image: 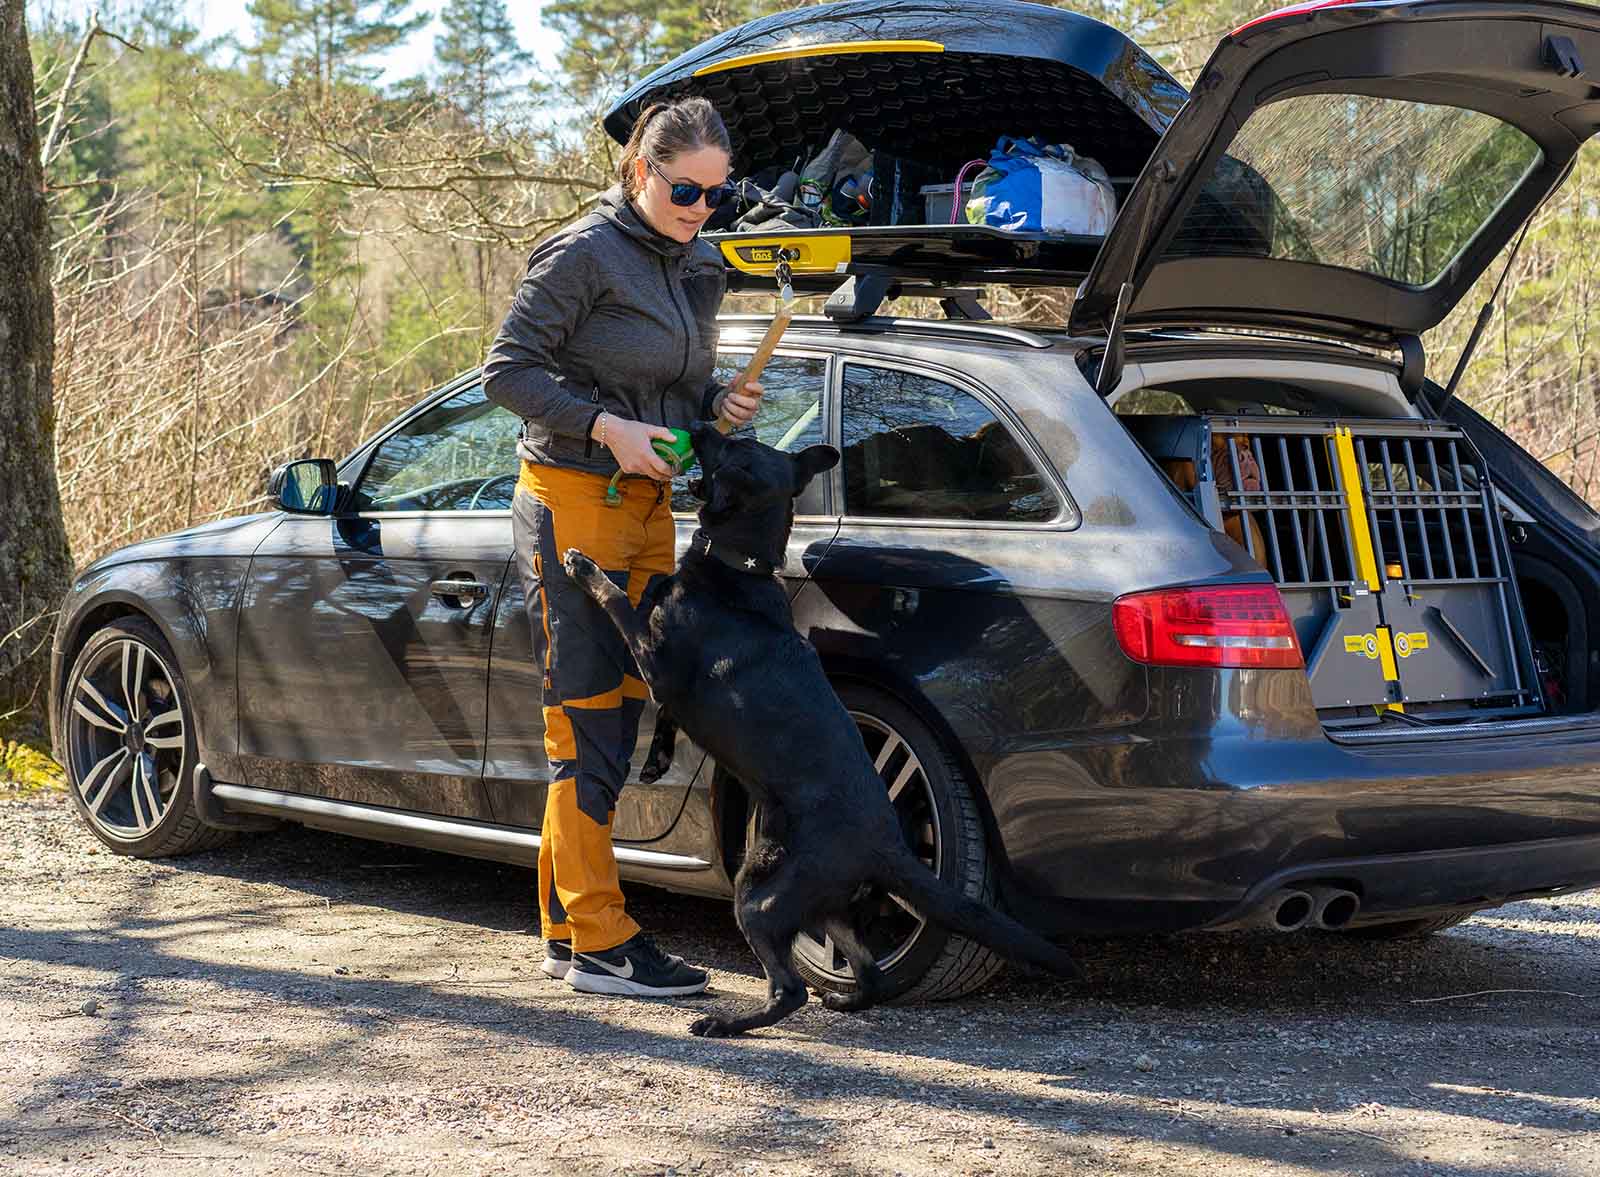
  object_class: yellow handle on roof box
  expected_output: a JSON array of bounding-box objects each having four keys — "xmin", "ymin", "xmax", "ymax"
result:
[{"xmin": 693, "ymin": 40, "xmax": 945, "ymax": 76}]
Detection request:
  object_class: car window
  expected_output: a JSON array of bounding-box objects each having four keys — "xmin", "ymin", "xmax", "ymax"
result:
[
  {"xmin": 840, "ymin": 364, "xmax": 1057, "ymax": 522},
  {"xmin": 1165, "ymin": 94, "xmax": 1542, "ymax": 287},
  {"xmin": 1114, "ymin": 387, "xmax": 1195, "ymax": 416},
  {"xmin": 355, "ymin": 383, "xmax": 520, "ymax": 512},
  {"xmin": 672, "ymin": 354, "xmax": 829, "ymax": 514}
]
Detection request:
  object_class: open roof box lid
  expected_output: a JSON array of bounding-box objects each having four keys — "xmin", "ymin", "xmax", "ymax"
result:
[{"xmin": 603, "ymin": 0, "xmax": 1188, "ymax": 293}]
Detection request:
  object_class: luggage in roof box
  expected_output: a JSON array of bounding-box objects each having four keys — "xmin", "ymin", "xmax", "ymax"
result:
[{"xmin": 603, "ymin": 0, "xmax": 1188, "ymax": 290}]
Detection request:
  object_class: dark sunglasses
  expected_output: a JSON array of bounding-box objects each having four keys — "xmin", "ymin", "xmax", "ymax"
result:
[{"xmin": 646, "ymin": 156, "xmax": 736, "ymax": 209}]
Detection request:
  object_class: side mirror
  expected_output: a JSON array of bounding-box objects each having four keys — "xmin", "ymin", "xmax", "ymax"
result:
[{"xmin": 270, "ymin": 459, "xmax": 340, "ymax": 515}]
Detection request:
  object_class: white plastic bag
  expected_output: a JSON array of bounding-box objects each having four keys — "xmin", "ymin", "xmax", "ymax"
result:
[{"xmin": 965, "ymin": 138, "xmax": 1117, "ymax": 235}]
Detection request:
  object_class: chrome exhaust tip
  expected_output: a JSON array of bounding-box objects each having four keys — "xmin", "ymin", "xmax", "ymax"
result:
[
  {"xmin": 1239, "ymin": 887, "xmax": 1315, "ymax": 932},
  {"xmin": 1306, "ymin": 884, "xmax": 1361, "ymax": 930}
]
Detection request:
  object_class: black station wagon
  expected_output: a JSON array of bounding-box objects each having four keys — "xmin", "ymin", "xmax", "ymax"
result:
[{"xmin": 51, "ymin": 0, "xmax": 1600, "ymax": 1000}]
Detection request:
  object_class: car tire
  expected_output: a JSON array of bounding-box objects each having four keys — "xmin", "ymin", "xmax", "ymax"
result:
[
  {"xmin": 60, "ymin": 617, "xmax": 233, "ymax": 859},
  {"xmin": 789, "ymin": 684, "xmax": 1005, "ymax": 1003},
  {"xmin": 1339, "ymin": 912, "xmax": 1473, "ymax": 941}
]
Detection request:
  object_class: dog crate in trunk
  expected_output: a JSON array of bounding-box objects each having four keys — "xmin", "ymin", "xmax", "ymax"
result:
[{"xmin": 1126, "ymin": 414, "xmax": 1543, "ymax": 725}]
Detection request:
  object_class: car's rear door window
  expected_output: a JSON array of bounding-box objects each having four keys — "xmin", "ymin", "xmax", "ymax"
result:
[
  {"xmin": 1165, "ymin": 94, "xmax": 1542, "ymax": 286},
  {"xmin": 354, "ymin": 383, "xmax": 520, "ymax": 512},
  {"xmin": 839, "ymin": 363, "xmax": 1058, "ymax": 523},
  {"xmin": 672, "ymin": 353, "xmax": 829, "ymax": 514}
]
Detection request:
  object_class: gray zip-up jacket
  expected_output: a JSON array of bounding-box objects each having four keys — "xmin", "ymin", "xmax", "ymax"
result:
[{"xmin": 482, "ymin": 187, "xmax": 728, "ymax": 477}]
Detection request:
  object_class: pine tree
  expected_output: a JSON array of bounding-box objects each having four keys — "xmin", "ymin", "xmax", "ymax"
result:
[
  {"xmin": 434, "ymin": 0, "xmax": 530, "ymax": 126},
  {"xmin": 247, "ymin": 0, "xmax": 428, "ymax": 94},
  {"xmin": 543, "ymin": 0, "xmax": 797, "ymax": 108},
  {"xmin": 1, "ymin": 0, "xmax": 74, "ymax": 713}
]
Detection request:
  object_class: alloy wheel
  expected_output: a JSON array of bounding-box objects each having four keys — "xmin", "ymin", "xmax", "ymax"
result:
[
  {"xmin": 791, "ymin": 709, "xmax": 944, "ymax": 979},
  {"xmin": 67, "ymin": 638, "xmax": 186, "ymax": 840}
]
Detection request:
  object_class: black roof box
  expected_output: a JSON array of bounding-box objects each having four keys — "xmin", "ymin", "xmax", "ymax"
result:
[{"xmin": 603, "ymin": 0, "xmax": 1186, "ymax": 184}]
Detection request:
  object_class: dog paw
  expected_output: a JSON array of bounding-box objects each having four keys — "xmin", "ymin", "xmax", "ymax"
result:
[
  {"xmin": 688, "ymin": 1015, "xmax": 735, "ymax": 1038},
  {"xmin": 562, "ymin": 548, "xmax": 598, "ymax": 582},
  {"xmin": 638, "ymin": 752, "xmax": 672, "ymax": 785},
  {"xmin": 821, "ymin": 992, "xmax": 867, "ymax": 1013}
]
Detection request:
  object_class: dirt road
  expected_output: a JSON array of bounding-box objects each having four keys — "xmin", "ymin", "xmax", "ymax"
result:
[{"xmin": 2, "ymin": 785, "xmax": 1597, "ymax": 1176}]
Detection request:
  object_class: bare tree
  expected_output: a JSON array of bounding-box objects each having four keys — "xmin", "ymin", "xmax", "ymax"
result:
[{"xmin": 0, "ymin": 0, "xmax": 74, "ymax": 717}]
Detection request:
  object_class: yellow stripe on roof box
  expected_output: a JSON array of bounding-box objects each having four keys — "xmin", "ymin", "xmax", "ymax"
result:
[{"xmin": 693, "ymin": 39, "xmax": 945, "ymax": 77}]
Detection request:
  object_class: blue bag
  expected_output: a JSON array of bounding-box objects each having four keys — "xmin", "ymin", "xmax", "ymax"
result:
[{"xmin": 965, "ymin": 136, "xmax": 1117, "ymax": 234}]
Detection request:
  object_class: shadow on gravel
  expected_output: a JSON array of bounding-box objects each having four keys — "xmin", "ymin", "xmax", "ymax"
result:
[{"xmin": 5, "ymin": 813, "xmax": 1596, "ymax": 1175}]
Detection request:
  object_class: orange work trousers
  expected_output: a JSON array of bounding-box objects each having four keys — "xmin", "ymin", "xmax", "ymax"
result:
[{"xmin": 511, "ymin": 461, "xmax": 674, "ymax": 953}]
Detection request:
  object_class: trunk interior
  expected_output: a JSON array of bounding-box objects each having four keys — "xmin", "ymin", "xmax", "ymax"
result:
[{"xmin": 1112, "ymin": 369, "xmax": 1600, "ymax": 734}]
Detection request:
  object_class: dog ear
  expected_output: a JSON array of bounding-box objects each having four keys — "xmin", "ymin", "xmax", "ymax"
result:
[{"xmin": 791, "ymin": 445, "xmax": 841, "ymax": 495}]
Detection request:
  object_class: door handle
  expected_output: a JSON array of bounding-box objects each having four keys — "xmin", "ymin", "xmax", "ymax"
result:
[{"xmin": 430, "ymin": 578, "xmax": 488, "ymax": 603}]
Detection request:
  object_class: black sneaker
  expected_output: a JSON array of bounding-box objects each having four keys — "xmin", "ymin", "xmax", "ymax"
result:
[
  {"xmin": 540, "ymin": 939, "xmax": 573, "ymax": 980},
  {"xmin": 567, "ymin": 933, "xmax": 709, "ymax": 997}
]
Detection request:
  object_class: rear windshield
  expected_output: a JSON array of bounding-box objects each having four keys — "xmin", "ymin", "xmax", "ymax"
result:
[{"xmin": 1162, "ymin": 94, "xmax": 1541, "ymax": 287}]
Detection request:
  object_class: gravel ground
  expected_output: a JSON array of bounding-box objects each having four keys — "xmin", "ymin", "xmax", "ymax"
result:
[{"xmin": 2, "ymin": 785, "xmax": 1597, "ymax": 1177}]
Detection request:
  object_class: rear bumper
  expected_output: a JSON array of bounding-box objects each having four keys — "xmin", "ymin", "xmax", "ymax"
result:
[
  {"xmin": 986, "ymin": 676, "xmax": 1600, "ymax": 934},
  {"xmin": 1205, "ymin": 833, "xmax": 1600, "ymax": 929}
]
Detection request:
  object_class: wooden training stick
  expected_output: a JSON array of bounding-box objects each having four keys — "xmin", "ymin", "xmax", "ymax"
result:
[{"xmin": 717, "ymin": 253, "xmax": 797, "ymax": 434}]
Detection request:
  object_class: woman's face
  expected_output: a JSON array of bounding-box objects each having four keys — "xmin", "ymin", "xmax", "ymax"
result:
[{"xmin": 633, "ymin": 145, "xmax": 732, "ymax": 243}]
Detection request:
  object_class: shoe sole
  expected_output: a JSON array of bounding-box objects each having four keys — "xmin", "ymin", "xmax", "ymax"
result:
[
  {"xmin": 541, "ymin": 956, "xmax": 571, "ymax": 980},
  {"xmin": 566, "ymin": 969, "xmax": 708, "ymax": 997}
]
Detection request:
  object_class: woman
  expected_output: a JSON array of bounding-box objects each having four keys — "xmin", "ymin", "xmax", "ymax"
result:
[{"xmin": 483, "ymin": 98, "xmax": 762, "ymax": 998}]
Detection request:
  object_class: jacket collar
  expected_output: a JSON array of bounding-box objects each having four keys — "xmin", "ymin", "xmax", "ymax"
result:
[{"xmin": 597, "ymin": 186, "xmax": 692, "ymax": 261}]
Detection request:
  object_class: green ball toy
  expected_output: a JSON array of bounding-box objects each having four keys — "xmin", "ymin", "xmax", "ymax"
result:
[{"xmin": 605, "ymin": 427, "xmax": 697, "ymax": 506}]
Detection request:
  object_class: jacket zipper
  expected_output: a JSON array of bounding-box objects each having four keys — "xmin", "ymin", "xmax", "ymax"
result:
[
  {"xmin": 661, "ymin": 256, "xmax": 692, "ymax": 426},
  {"xmin": 584, "ymin": 386, "xmax": 600, "ymax": 458}
]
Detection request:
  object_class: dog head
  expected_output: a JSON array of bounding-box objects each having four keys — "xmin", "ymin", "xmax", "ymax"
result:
[{"xmin": 689, "ymin": 422, "xmax": 839, "ymax": 525}]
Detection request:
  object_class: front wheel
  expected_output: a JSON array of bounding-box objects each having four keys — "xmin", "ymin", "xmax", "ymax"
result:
[
  {"xmin": 61, "ymin": 617, "xmax": 232, "ymax": 858},
  {"xmin": 790, "ymin": 684, "xmax": 1004, "ymax": 1003}
]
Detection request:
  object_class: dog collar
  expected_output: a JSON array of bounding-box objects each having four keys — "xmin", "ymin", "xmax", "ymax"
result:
[{"xmin": 690, "ymin": 529, "xmax": 778, "ymax": 577}]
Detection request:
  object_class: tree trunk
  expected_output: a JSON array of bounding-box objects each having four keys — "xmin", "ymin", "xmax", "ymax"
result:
[{"xmin": 0, "ymin": 0, "xmax": 72, "ymax": 715}]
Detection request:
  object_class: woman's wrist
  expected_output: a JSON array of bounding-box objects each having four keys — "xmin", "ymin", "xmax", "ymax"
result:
[{"xmin": 592, "ymin": 411, "xmax": 610, "ymax": 447}]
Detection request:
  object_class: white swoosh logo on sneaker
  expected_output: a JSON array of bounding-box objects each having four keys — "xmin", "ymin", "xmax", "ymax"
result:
[{"xmin": 585, "ymin": 956, "xmax": 634, "ymax": 979}]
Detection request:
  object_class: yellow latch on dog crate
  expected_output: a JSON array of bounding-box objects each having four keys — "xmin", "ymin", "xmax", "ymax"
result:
[{"xmin": 721, "ymin": 235, "xmax": 851, "ymax": 277}]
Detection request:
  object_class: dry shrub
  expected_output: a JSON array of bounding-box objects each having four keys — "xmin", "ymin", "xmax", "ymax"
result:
[{"xmin": 48, "ymin": 186, "xmax": 416, "ymax": 568}]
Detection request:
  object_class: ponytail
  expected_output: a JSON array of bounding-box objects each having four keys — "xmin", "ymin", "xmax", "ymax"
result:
[{"xmin": 618, "ymin": 97, "xmax": 732, "ymax": 197}]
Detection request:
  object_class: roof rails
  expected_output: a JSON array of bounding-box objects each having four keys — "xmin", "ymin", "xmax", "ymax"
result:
[{"xmin": 716, "ymin": 313, "xmax": 1055, "ymax": 350}]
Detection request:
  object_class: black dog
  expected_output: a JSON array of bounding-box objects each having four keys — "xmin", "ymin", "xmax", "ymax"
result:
[{"xmin": 561, "ymin": 422, "xmax": 1079, "ymax": 1036}]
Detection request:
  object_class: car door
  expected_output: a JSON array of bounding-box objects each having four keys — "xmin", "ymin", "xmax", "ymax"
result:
[
  {"xmin": 798, "ymin": 354, "xmax": 1143, "ymax": 740},
  {"xmin": 482, "ymin": 348, "xmax": 840, "ymax": 842},
  {"xmin": 235, "ymin": 381, "xmax": 517, "ymax": 820}
]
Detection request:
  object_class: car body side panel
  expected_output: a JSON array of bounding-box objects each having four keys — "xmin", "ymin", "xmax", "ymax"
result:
[
  {"xmin": 50, "ymin": 512, "xmax": 283, "ymax": 781},
  {"xmin": 234, "ymin": 512, "xmax": 502, "ymax": 821},
  {"xmin": 783, "ymin": 336, "xmax": 1246, "ymax": 894}
]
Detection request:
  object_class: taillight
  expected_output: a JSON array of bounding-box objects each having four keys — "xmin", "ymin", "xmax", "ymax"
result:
[
  {"xmin": 1112, "ymin": 585, "xmax": 1304, "ymax": 670},
  {"xmin": 1232, "ymin": 0, "xmax": 1365, "ymax": 37}
]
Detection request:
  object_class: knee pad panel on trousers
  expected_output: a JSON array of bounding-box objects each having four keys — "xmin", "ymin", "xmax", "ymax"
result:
[{"xmin": 568, "ymin": 706, "xmax": 628, "ymax": 822}]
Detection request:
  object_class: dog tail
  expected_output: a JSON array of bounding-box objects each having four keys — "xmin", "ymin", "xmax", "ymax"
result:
[{"xmin": 881, "ymin": 851, "xmax": 1081, "ymax": 981}]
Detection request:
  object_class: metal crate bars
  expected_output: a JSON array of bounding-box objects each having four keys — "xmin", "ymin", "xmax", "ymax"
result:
[{"xmin": 1196, "ymin": 415, "xmax": 1540, "ymax": 721}]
